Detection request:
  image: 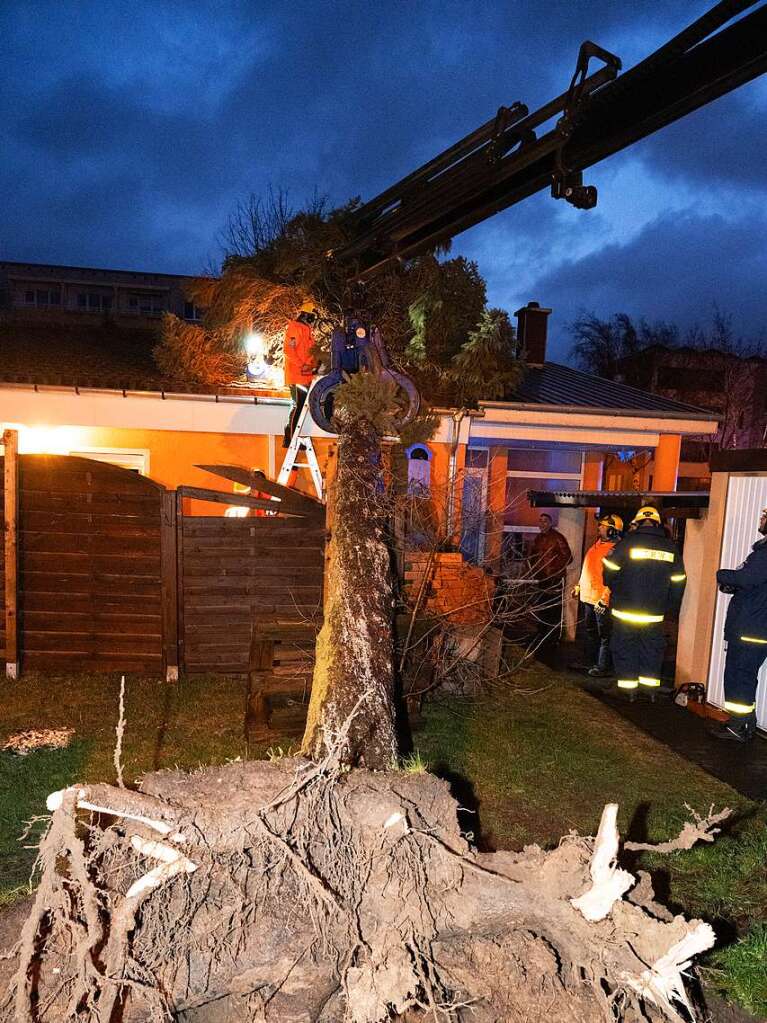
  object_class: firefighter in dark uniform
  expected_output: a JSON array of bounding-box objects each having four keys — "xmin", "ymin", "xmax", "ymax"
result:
[
  {"xmin": 602, "ymin": 506, "xmax": 686, "ymax": 699},
  {"xmin": 709, "ymin": 506, "xmax": 767, "ymax": 742}
]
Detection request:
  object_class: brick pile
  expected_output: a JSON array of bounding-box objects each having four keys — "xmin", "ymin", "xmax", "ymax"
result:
[{"xmin": 404, "ymin": 552, "xmax": 495, "ymax": 625}]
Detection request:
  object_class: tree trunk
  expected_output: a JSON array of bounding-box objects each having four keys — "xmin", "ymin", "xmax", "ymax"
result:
[{"xmin": 302, "ymin": 415, "xmax": 397, "ymax": 769}]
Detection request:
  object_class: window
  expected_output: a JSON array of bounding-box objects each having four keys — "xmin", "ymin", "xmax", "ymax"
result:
[
  {"xmin": 506, "ymin": 448, "xmax": 582, "ymax": 473},
  {"xmin": 466, "ymin": 447, "xmax": 489, "ymax": 469},
  {"xmin": 78, "ymin": 292, "xmax": 111, "ymax": 312},
  {"xmin": 68, "ymin": 449, "xmax": 148, "ymax": 474},
  {"xmin": 184, "ymin": 301, "xmax": 203, "ymax": 321},
  {"xmin": 22, "ymin": 288, "xmax": 61, "ymax": 307},
  {"xmin": 127, "ymin": 292, "xmax": 165, "ymax": 316},
  {"xmin": 406, "ymin": 443, "xmax": 431, "ymax": 496}
]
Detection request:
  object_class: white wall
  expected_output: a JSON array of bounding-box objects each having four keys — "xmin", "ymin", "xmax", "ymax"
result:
[{"xmin": 707, "ymin": 474, "xmax": 767, "ymax": 729}]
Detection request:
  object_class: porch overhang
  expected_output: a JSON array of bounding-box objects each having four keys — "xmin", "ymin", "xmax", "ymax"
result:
[{"xmin": 527, "ymin": 489, "xmax": 710, "ymax": 518}]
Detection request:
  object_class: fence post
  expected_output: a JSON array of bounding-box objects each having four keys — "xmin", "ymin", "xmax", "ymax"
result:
[
  {"xmin": 3, "ymin": 429, "xmax": 19, "ymax": 680},
  {"xmin": 175, "ymin": 490, "xmax": 186, "ymax": 675},
  {"xmin": 160, "ymin": 490, "xmax": 179, "ymax": 682}
]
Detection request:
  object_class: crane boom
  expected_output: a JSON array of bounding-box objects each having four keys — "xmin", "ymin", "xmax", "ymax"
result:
[{"xmin": 333, "ymin": 0, "xmax": 767, "ymax": 281}]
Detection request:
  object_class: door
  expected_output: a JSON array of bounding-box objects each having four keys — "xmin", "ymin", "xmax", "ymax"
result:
[
  {"xmin": 707, "ymin": 474, "xmax": 767, "ymax": 729},
  {"xmin": 460, "ymin": 449, "xmax": 489, "ymax": 565}
]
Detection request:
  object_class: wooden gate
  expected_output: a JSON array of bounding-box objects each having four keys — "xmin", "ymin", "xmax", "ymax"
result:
[
  {"xmin": 1, "ymin": 450, "xmax": 166, "ymax": 674},
  {"xmin": 177, "ymin": 474, "xmax": 326, "ymax": 695},
  {"xmin": 1, "ymin": 440, "xmax": 326, "ymax": 688}
]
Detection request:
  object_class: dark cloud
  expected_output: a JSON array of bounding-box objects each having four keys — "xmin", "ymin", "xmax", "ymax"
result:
[
  {"xmin": 523, "ymin": 210, "xmax": 767, "ymax": 361},
  {"xmin": 1, "ymin": 0, "xmax": 764, "ymax": 351},
  {"xmin": 632, "ymin": 86, "xmax": 767, "ymax": 191}
]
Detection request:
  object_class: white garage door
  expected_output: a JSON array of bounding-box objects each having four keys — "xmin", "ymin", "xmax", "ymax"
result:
[{"xmin": 707, "ymin": 474, "xmax": 767, "ymax": 729}]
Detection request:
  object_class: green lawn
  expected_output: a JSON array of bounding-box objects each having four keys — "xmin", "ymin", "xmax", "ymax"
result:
[
  {"xmin": 0, "ymin": 671, "xmax": 278, "ymax": 903},
  {"xmin": 414, "ymin": 665, "xmax": 767, "ymax": 1019},
  {"xmin": 1, "ymin": 667, "xmax": 765, "ymax": 1015}
]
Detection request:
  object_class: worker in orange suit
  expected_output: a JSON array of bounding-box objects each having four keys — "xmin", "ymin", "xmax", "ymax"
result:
[
  {"xmin": 571, "ymin": 513, "xmax": 623, "ymax": 677},
  {"xmin": 283, "ymin": 303, "xmax": 318, "ymax": 447}
]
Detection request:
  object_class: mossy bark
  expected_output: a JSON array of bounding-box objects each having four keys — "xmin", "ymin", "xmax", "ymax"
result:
[{"xmin": 302, "ymin": 414, "xmax": 398, "ymax": 769}]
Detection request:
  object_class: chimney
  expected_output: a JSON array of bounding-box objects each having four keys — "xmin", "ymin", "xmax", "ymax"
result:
[{"xmin": 515, "ymin": 301, "xmax": 552, "ymax": 366}]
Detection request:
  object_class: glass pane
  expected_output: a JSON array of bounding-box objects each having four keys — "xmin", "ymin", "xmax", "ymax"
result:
[
  {"xmin": 506, "ymin": 448, "xmax": 582, "ymax": 473},
  {"xmin": 466, "ymin": 448, "xmax": 488, "ymax": 468},
  {"xmin": 504, "ymin": 476, "xmax": 579, "ymax": 528}
]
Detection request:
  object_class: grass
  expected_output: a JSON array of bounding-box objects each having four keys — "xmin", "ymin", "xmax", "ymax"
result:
[
  {"xmin": 414, "ymin": 662, "xmax": 767, "ymax": 1019},
  {"xmin": 707, "ymin": 924, "xmax": 767, "ymax": 1018},
  {"xmin": 416, "ymin": 673, "xmax": 752, "ymax": 851},
  {"xmin": 1, "ymin": 665, "xmax": 765, "ymax": 1014},
  {"xmin": 0, "ymin": 671, "xmax": 291, "ymax": 900}
]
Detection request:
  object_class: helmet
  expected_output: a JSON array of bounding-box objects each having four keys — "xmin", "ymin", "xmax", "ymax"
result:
[
  {"xmin": 631, "ymin": 505, "xmax": 661, "ymax": 525},
  {"xmin": 598, "ymin": 513, "xmax": 624, "ymax": 534},
  {"xmin": 300, "ymin": 300, "xmax": 315, "ymax": 314}
]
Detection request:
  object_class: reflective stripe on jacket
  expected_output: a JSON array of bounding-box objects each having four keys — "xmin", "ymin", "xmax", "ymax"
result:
[
  {"xmin": 718, "ymin": 536, "xmax": 767, "ymax": 643},
  {"xmin": 578, "ymin": 538, "xmax": 615, "ymax": 606},
  {"xmin": 602, "ymin": 523, "xmax": 686, "ymax": 621}
]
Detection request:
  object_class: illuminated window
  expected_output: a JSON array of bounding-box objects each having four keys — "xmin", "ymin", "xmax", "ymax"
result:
[{"xmin": 69, "ymin": 449, "xmax": 149, "ymax": 474}]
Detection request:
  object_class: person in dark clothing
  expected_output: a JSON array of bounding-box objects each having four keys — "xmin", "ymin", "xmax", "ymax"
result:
[
  {"xmin": 601, "ymin": 506, "xmax": 686, "ymax": 700},
  {"xmin": 709, "ymin": 506, "xmax": 767, "ymax": 742},
  {"xmin": 530, "ymin": 513, "xmax": 572, "ymax": 646}
]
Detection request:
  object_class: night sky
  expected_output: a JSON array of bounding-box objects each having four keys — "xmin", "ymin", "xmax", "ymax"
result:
[{"xmin": 2, "ymin": 1, "xmax": 765, "ymax": 362}]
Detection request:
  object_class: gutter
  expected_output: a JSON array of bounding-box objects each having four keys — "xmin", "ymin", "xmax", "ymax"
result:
[
  {"xmin": 479, "ymin": 400, "xmax": 717, "ymax": 424},
  {"xmin": 0, "ymin": 381, "xmax": 291, "ymax": 407}
]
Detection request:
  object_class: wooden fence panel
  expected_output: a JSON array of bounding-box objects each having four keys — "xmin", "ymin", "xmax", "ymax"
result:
[
  {"xmin": 179, "ymin": 513, "xmax": 324, "ymax": 677},
  {"xmin": 1, "ymin": 453, "xmax": 166, "ymax": 675}
]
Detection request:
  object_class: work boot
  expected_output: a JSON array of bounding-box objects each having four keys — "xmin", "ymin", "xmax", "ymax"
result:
[
  {"xmin": 708, "ymin": 713, "xmax": 756, "ymax": 743},
  {"xmin": 587, "ymin": 666, "xmax": 611, "ymax": 678}
]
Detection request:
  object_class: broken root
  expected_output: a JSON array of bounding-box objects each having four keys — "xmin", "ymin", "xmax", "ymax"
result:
[{"xmin": 1, "ymin": 760, "xmax": 724, "ymax": 1023}]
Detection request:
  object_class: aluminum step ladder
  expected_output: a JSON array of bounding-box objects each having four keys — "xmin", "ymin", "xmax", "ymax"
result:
[{"xmin": 277, "ymin": 384, "xmax": 324, "ymax": 500}]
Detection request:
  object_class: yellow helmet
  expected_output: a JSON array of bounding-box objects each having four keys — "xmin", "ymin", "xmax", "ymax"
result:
[
  {"xmin": 598, "ymin": 513, "xmax": 624, "ymax": 533},
  {"xmin": 632, "ymin": 505, "xmax": 661, "ymax": 525},
  {"xmin": 300, "ymin": 300, "xmax": 315, "ymax": 314}
]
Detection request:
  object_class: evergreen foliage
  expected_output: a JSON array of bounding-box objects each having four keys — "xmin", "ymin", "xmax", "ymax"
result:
[
  {"xmin": 332, "ymin": 373, "xmax": 402, "ymax": 437},
  {"xmin": 449, "ymin": 308, "xmax": 524, "ymax": 404},
  {"xmin": 153, "ymin": 314, "xmax": 246, "ymax": 386},
  {"xmin": 155, "ymin": 190, "xmax": 523, "ymax": 402}
]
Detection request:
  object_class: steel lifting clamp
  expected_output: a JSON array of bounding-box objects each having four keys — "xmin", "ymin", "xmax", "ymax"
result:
[{"xmin": 308, "ymin": 317, "xmax": 420, "ymax": 433}]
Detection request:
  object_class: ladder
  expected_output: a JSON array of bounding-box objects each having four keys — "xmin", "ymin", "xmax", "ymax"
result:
[{"xmin": 277, "ymin": 385, "xmax": 324, "ymax": 500}]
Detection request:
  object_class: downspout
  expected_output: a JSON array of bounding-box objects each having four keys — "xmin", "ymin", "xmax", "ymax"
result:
[{"xmin": 446, "ymin": 408, "xmax": 467, "ymax": 542}]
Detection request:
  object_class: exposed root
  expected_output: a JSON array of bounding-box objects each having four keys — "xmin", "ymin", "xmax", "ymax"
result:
[
  {"xmin": 2, "ymin": 762, "xmax": 722, "ymax": 1023},
  {"xmin": 624, "ymin": 805, "xmax": 732, "ymax": 854}
]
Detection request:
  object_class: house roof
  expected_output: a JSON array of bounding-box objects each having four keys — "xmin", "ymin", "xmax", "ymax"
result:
[
  {"xmin": 0, "ymin": 318, "xmax": 278, "ymax": 398},
  {"xmin": 485, "ymin": 361, "xmax": 714, "ymax": 418},
  {"xmin": 0, "ymin": 318, "xmax": 717, "ymax": 420}
]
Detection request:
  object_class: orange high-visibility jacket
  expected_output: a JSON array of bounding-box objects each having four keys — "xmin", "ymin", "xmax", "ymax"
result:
[
  {"xmin": 283, "ymin": 320, "xmax": 315, "ymax": 387},
  {"xmin": 578, "ymin": 538, "xmax": 616, "ymax": 606}
]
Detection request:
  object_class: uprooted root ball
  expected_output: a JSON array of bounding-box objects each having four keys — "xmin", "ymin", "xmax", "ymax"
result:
[{"xmin": 2, "ymin": 757, "xmax": 714, "ymax": 1023}]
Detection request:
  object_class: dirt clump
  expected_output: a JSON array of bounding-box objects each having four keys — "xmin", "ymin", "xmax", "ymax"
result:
[{"xmin": 1, "ymin": 756, "xmax": 719, "ymax": 1022}]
